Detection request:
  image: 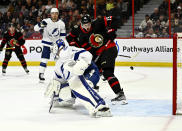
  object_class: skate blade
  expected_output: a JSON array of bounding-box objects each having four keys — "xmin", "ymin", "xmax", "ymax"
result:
[
  {"xmin": 92, "ymin": 111, "xmax": 112, "ymax": 118},
  {"xmin": 111, "ymin": 100, "xmax": 128, "ymax": 105},
  {"xmin": 2, "ymin": 73, "xmax": 6, "ymax": 76},
  {"xmin": 39, "ymin": 80, "xmax": 45, "ymax": 83}
]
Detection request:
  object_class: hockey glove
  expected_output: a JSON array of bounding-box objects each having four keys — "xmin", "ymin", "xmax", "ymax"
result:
[{"xmin": 39, "ymin": 21, "xmax": 47, "ymax": 28}]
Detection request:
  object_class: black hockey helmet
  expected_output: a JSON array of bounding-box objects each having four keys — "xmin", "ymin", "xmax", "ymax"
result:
[
  {"xmin": 8, "ymin": 23, "xmax": 16, "ymax": 28},
  {"xmin": 81, "ymin": 14, "xmax": 91, "ymax": 24}
]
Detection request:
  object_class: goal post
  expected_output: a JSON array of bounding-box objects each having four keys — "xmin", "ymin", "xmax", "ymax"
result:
[{"xmin": 173, "ymin": 33, "xmax": 182, "ymax": 115}]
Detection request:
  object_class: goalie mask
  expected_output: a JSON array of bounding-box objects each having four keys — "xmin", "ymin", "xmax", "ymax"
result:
[
  {"xmin": 89, "ymin": 34, "xmax": 104, "ymax": 48},
  {"xmin": 52, "ymin": 39, "xmax": 65, "ymax": 54}
]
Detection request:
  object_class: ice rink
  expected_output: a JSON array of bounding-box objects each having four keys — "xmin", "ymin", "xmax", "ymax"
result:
[{"xmin": 0, "ymin": 66, "xmax": 182, "ymax": 131}]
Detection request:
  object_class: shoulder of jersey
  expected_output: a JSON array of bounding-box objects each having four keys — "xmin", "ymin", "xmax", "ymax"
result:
[
  {"xmin": 58, "ymin": 19, "xmax": 65, "ymax": 25},
  {"xmin": 44, "ymin": 18, "xmax": 50, "ymax": 22}
]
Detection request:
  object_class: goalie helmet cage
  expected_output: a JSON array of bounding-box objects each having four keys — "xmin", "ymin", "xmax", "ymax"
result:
[{"xmin": 173, "ymin": 33, "xmax": 182, "ymax": 115}]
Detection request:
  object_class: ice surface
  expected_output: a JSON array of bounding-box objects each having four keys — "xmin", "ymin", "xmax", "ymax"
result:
[{"xmin": 0, "ymin": 66, "xmax": 182, "ymax": 131}]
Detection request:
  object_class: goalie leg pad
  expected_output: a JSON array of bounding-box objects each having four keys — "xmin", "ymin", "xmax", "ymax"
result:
[
  {"xmin": 44, "ymin": 79, "xmax": 61, "ymax": 97},
  {"xmin": 69, "ymin": 75, "xmax": 106, "ymax": 115}
]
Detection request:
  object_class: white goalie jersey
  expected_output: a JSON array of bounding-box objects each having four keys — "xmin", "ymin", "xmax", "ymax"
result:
[
  {"xmin": 34, "ymin": 18, "xmax": 66, "ymax": 46},
  {"xmin": 54, "ymin": 45, "xmax": 92, "ymax": 81}
]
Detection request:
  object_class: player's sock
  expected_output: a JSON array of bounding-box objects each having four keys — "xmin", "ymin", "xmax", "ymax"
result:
[{"xmin": 107, "ymin": 76, "xmax": 122, "ymax": 94}]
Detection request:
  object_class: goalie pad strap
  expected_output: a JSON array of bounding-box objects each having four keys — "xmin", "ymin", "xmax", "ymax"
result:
[{"xmin": 72, "ymin": 90, "xmax": 95, "ymax": 107}]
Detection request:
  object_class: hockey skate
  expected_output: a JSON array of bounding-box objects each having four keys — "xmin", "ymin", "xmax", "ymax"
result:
[
  {"xmin": 39, "ymin": 73, "xmax": 45, "ymax": 82},
  {"xmin": 111, "ymin": 90, "xmax": 128, "ymax": 105},
  {"xmin": 24, "ymin": 67, "xmax": 29, "ymax": 74},
  {"xmin": 91, "ymin": 105, "xmax": 112, "ymax": 118},
  {"xmin": 2, "ymin": 68, "xmax": 6, "ymax": 76}
]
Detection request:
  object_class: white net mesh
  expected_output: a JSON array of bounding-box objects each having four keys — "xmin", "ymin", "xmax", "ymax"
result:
[{"xmin": 176, "ymin": 33, "xmax": 182, "ymax": 114}]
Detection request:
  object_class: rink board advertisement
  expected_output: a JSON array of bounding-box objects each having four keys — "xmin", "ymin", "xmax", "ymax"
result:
[
  {"xmin": 0, "ymin": 40, "xmax": 55, "ymax": 66},
  {"xmin": 0, "ymin": 39, "xmax": 173, "ymax": 66},
  {"xmin": 115, "ymin": 38, "xmax": 173, "ymax": 66}
]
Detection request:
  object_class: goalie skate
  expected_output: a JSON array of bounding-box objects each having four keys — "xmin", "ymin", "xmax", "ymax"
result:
[{"xmin": 91, "ymin": 105, "xmax": 112, "ymax": 118}]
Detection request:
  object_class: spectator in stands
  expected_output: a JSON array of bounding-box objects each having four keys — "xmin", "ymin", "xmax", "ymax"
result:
[
  {"xmin": 159, "ymin": 15, "xmax": 166, "ymax": 28},
  {"xmin": 26, "ymin": 0, "xmax": 33, "ymax": 10},
  {"xmin": 159, "ymin": 27, "xmax": 169, "ymax": 37},
  {"xmin": 150, "ymin": 8, "xmax": 160, "ymax": 22},
  {"xmin": 139, "ymin": 14, "xmax": 153, "ymax": 31},
  {"xmin": 31, "ymin": 6, "xmax": 38, "ymax": 17},
  {"xmin": 21, "ymin": 5, "xmax": 29, "ymax": 18},
  {"xmin": 145, "ymin": 28, "xmax": 157, "ymax": 38},
  {"xmin": 35, "ymin": 16, "xmax": 41, "ymax": 25},
  {"xmin": 38, "ymin": 5, "xmax": 46, "ymax": 17},
  {"xmin": 133, "ymin": 27, "xmax": 144, "ymax": 38},
  {"xmin": 176, "ymin": 6, "xmax": 182, "ymax": 19},
  {"xmin": 159, "ymin": 0, "xmax": 169, "ymax": 11},
  {"xmin": 0, "ymin": 12, "xmax": 3, "ymax": 26},
  {"xmin": 45, "ymin": 0, "xmax": 53, "ymax": 11},
  {"xmin": 174, "ymin": 20, "xmax": 182, "ymax": 32},
  {"xmin": 3, "ymin": 11, "xmax": 12, "ymax": 24},
  {"xmin": 17, "ymin": 12, "xmax": 24, "ymax": 26},
  {"xmin": 106, "ymin": 0, "xmax": 115, "ymax": 12}
]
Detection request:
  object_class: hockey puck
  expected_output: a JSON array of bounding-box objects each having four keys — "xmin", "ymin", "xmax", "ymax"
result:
[{"xmin": 130, "ymin": 66, "xmax": 134, "ymax": 70}]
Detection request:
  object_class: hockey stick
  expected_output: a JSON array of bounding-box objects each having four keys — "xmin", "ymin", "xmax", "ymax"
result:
[
  {"xmin": 118, "ymin": 51, "xmax": 140, "ymax": 59},
  {"xmin": 3, "ymin": 47, "xmax": 15, "ymax": 50},
  {"xmin": 49, "ymin": 92, "xmax": 56, "ymax": 113},
  {"xmin": 118, "ymin": 54, "xmax": 131, "ymax": 58},
  {"xmin": 118, "ymin": 52, "xmax": 141, "ymax": 70}
]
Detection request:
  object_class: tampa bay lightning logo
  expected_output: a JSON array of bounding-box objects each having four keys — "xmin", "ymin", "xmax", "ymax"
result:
[{"xmin": 48, "ymin": 28, "xmax": 59, "ymax": 37}]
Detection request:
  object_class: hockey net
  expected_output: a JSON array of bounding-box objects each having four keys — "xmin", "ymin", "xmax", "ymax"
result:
[{"xmin": 173, "ymin": 33, "xmax": 182, "ymax": 115}]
